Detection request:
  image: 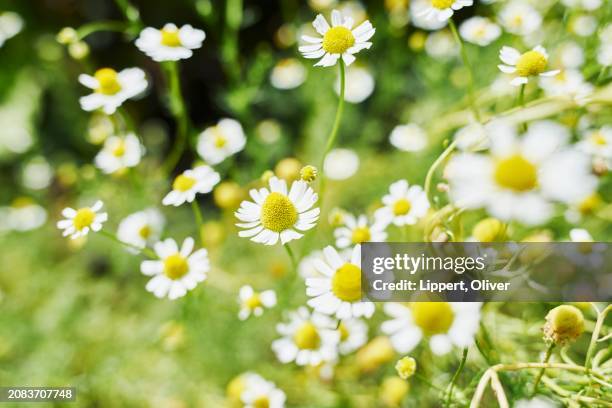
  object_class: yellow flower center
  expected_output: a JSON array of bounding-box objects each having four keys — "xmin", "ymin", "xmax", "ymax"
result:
[
  {"xmin": 338, "ymin": 322, "xmax": 350, "ymax": 342},
  {"xmin": 173, "ymin": 174, "xmax": 196, "ymax": 192},
  {"xmin": 73, "ymin": 208, "xmax": 96, "ymax": 231},
  {"xmin": 591, "ymin": 132, "xmax": 607, "ymax": 146},
  {"xmin": 112, "ymin": 140, "xmax": 126, "ymax": 157},
  {"xmin": 432, "ymin": 0, "xmax": 454, "ymax": 9},
  {"xmin": 322, "ymin": 26, "xmax": 355, "ymax": 54},
  {"xmin": 160, "ymin": 27, "xmax": 182, "ymax": 47},
  {"xmin": 163, "ymin": 253, "xmax": 189, "ymax": 280},
  {"xmin": 293, "ymin": 321, "xmax": 321, "ymax": 350},
  {"xmin": 578, "ymin": 193, "xmax": 601, "ymax": 214},
  {"xmin": 512, "ymin": 15, "xmax": 524, "ymax": 27},
  {"xmin": 332, "ymin": 263, "xmax": 362, "ymax": 302},
  {"xmin": 94, "ymin": 68, "xmax": 121, "ymax": 95},
  {"xmin": 410, "ymin": 302, "xmax": 454, "ymax": 336},
  {"xmin": 138, "ymin": 225, "xmax": 151, "ymax": 239},
  {"xmin": 245, "ymin": 293, "xmax": 262, "ymax": 310},
  {"xmin": 253, "ymin": 397, "xmax": 270, "ymax": 408},
  {"xmin": 214, "ymin": 134, "xmax": 227, "ymax": 148},
  {"xmin": 494, "ymin": 154, "xmax": 538, "ymax": 192},
  {"xmin": 351, "ymin": 226, "xmax": 371, "ymax": 244},
  {"xmin": 393, "ymin": 199, "xmax": 412, "ymax": 216},
  {"xmin": 260, "ymin": 192, "xmax": 298, "ymax": 232},
  {"xmin": 516, "ymin": 51, "xmax": 548, "ymax": 77},
  {"xmin": 472, "ymin": 218, "xmax": 504, "ymax": 242}
]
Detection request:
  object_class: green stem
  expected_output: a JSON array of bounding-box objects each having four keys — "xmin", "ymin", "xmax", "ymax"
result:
[
  {"xmin": 113, "ymin": 0, "xmax": 141, "ymax": 24},
  {"xmin": 318, "ymin": 59, "xmax": 346, "ymax": 209},
  {"xmin": 283, "ymin": 243, "xmax": 297, "ymax": 270},
  {"xmin": 517, "ymin": 84, "xmax": 527, "ymax": 132},
  {"xmin": 191, "ymin": 200, "xmax": 204, "ymax": 239},
  {"xmin": 424, "ymin": 139, "xmax": 458, "ymax": 208},
  {"xmin": 446, "ymin": 348, "xmax": 468, "ymax": 407},
  {"xmin": 448, "ymin": 19, "xmax": 481, "ymax": 123},
  {"xmin": 76, "ymin": 21, "xmax": 129, "ymax": 40},
  {"xmin": 161, "ymin": 61, "xmax": 190, "ymax": 176},
  {"xmin": 221, "ymin": 0, "xmax": 243, "ymax": 83},
  {"xmin": 585, "ymin": 304, "xmax": 612, "ymax": 372},
  {"xmin": 99, "ymin": 229, "xmax": 156, "ymax": 258},
  {"xmin": 596, "ymin": 65, "xmax": 608, "ymax": 85},
  {"xmin": 531, "ymin": 343, "xmax": 555, "ymax": 397}
]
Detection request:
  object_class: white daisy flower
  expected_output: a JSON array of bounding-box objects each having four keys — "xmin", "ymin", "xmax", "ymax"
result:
[
  {"xmin": 417, "ymin": 0, "xmax": 473, "ymax": 22},
  {"xmin": 498, "ymin": 45, "xmax": 560, "ymax": 86},
  {"xmin": 117, "ymin": 208, "xmax": 165, "ymax": 253},
  {"xmin": 0, "ymin": 11, "xmax": 23, "ymax": 47},
  {"xmin": 135, "ymin": 23, "xmax": 205, "ymax": 62},
  {"xmin": 334, "ymin": 213, "xmax": 387, "ymax": 248},
  {"xmin": 459, "ymin": 16, "xmax": 501, "ymax": 46},
  {"xmin": 162, "ymin": 165, "xmax": 220, "ymax": 207},
  {"xmin": 454, "ymin": 123, "xmax": 489, "ymax": 152},
  {"xmin": 0, "ymin": 198, "xmax": 46, "ymax": 232},
  {"xmin": 499, "ymin": 1, "xmax": 542, "ymax": 36},
  {"xmin": 539, "ymin": 69, "xmax": 593, "ymax": 104},
  {"xmin": 577, "ymin": 126, "xmax": 612, "ymax": 162},
  {"xmin": 235, "ymin": 176, "xmax": 319, "ymax": 246},
  {"xmin": 446, "ymin": 120, "xmax": 598, "ymax": 225},
  {"xmin": 389, "ymin": 124, "xmax": 428, "ymax": 153},
  {"xmin": 567, "ymin": 228, "xmax": 605, "ymax": 268},
  {"xmin": 94, "ymin": 133, "xmax": 144, "ymax": 174},
  {"xmin": 382, "ymin": 302, "xmax": 482, "ymax": 355},
  {"xmin": 337, "ymin": 318, "xmax": 368, "ymax": 354},
  {"xmin": 78, "ymin": 68, "xmax": 147, "ymax": 114},
  {"xmin": 299, "ymin": 250, "xmax": 326, "ymax": 279},
  {"xmin": 374, "ymin": 180, "xmax": 430, "ymax": 227},
  {"xmin": 237, "ymin": 285, "xmax": 277, "ymax": 320},
  {"xmin": 241, "ymin": 376, "xmax": 286, "ymax": 408},
  {"xmin": 558, "ymin": 41, "xmax": 585, "ymax": 68},
  {"xmin": 323, "ymin": 148, "xmax": 359, "ymax": 180},
  {"xmin": 272, "ymin": 306, "xmax": 339, "ymax": 366},
  {"xmin": 410, "ymin": 0, "xmax": 448, "ymax": 30},
  {"xmin": 140, "ymin": 237, "xmax": 209, "ymax": 300},
  {"xmin": 196, "ymin": 118, "xmax": 246, "ymax": 165},
  {"xmin": 57, "ymin": 200, "xmax": 108, "ymax": 239},
  {"xmin": 570, "ymin": 15, "xmax": 597, "ymax": 37},
  {"xmin": 299, "ymin": 9, "xmax": 375, "ymax": 67},
  {"xmin": 425, "ymin": 30, "xmax": 458, "ymax": 59},
  {"xmin": 270, "ymin": 58, "xmax": 307, "ymax": 89},
  {"xmin": 306, "ymin": 245, "xmax": 376, "ymax": 320},
  {"xmin": 335, "ymin": 65, "xmax": 375, "ymax": 103}
]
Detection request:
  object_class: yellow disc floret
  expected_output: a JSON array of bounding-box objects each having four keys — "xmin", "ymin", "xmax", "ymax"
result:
[
  {"xmin": 432, "ymin": 0, "xmax": 454, "ymax": 9},
  {"xmin": 516, "ymin": 51, "xmax": 548, "ymax": 77},
  {"xmin": 332, "ymin": 263, "xmax": 362, "ymax": 302},
  {"xmin": 410, "ymin": 302, "xmax": 454, "ymax": 336},
  {"xmin": 395, "ymin": 356, "xmax": 417, "ymax": 379},
  {"xmin": 163, "ymin": 254, "xmax": 189, "ymax": 280},
  {"xmin": 245, "ymin": 293, "xmax": 263, "ymax": 310},
  {"xmin": 138, "ymin": 225, "xmax": 151, "ymax": 239},
  {"xmin": 253, "ymin": 397, "xmax": 270, "ymax": 408},
  {"xmin": 494, "ymin": 154, "xmax": 538, "ymax": 192},
  {"xmin": 173, "ymin": 174, "xmax": 196, "ymax": 192},
  {"xmin": 260, "ymin": 192, "xmax": 298, "ymax": 232},
  {"xmin": 73, "ymin": 208, "xmax": 96, "ymax": 231},
  {"xmin": 293, "ymin": 322, "xmax": 321, "ymax": 350},
  {"xmin": 393, "ymin": 199, "xmax": 412, "ymax": 216},
  {"xmin": 94, "ymin": 68, "xmax": 121, "ymax": 95},
  {"xmin": 338, "ymin": 322, "xmax": 350, "ymax": 342},
  {"xmin": 351, "ymin": 226, "xmax": 371, "ymax": 244},
  {"xmin": 543, "ymin": 305, "xmax": 585, "ymax": 346},
  {"xmin": 472, "ymin": 218, "xmax": 505, "ymax": 242},
  {"xmin": 112, "ymin": 139, "xmax": 126, "ymax": 157},
  {"xmin": 322, "ymin": 26, "xmax": 355, "ymax": 54},
  {"xmin": 161, "ymin": 27, "xmax": 182, "ymax": 47}
]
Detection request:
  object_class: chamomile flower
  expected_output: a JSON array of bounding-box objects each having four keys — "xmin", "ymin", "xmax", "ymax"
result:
[
  {"xmin": 78, "ymin": 68, "xmax": 147, "ymax": 114},
  {"xmin": 539, "ymin": 69, "xmax": 593, "ymax": 104},
  {"xmin": 270, "ymin": 58, "xmax": 307, "ymax": 89},
  {"xmin": 94, "ymin": 133, "xmax": 144, "ymax": 174},
  {"xmin": 299, "ymin": 9, "xmax": 375, "ymax": 67},
  {"xmin": 240, "ymin": 377, "xmax": 286, "ymax": 408},
  {"xmin": 237, "ymin": 285, "xmax": 277, "ymax": 320},
  {"xmin": 499, "ymin": 2, "xmax": 542, "ymax": 36},
  {"xmin": 140, "ymin": 237, "xmax": 209, "ymax": 300},
  {"xmin": 306, "ymin": 245, "xmax": 375, "ymax": 319},
  {"xmin": 336, "ymin": 65, "xmax": 375, "ymax": 103},
  {"xmin": 382, "ymin": 302, "xmax": 482, "ymax": 355},
  {"xmin": 459, "ymin": 17, "xmax": 501, "ymax": 47},
  {"xmin": 57, "ymin": 200, "xmax": 107, "ymax": 239},
  {"xmin": 324, "ymin": 148, "xmax": 360, "ymax": 180},
  {"xmin": 446, "ymin": 121, "xmax": 598, "ymax": 225},
  {"xmin": 454, "ymin": 123, "xmax": 489, "ymax": 152},
  {"xmin": 162, "ymin": 165, "xmax": 220, "ymax": 207},
  {"xmin": 390, "ymin": 124, "xmax": 428, "ymax": 152},
  {"xmin": 0, "ymin": 198, "xmax": 47, "ymax": 232},
  {"xmin": 410, "ymin": 0, "xmax": 447, "ymax": 30},
  {"xmin": 117, "ymin": 208, "xmax": 165, "ymax": 253},
  {"xmin": 235, "ymin": 176, "xmax": 319, "ymax": 246},
  {"xmin": 498, "ymin": 46, "xmax": 559, "ymax": 86},
  {"xmin": 0, "ymin": 12, "xmax": 23, "ymax": 47},
  {"xmin": 272, "ymin": 307, "xmax": 339, "ymax": 366},
  {"xmin": 196, "ymin": 118, "xmax": 246, "ymax": 165},
  {"xmin": 417, "ymin": 0, "xmax": 473, "ymax": 23},
  {"xmin": 577, "ymin": 127, "xmax": 612, "ymax": 163},
  {"xmin": 135, "ymin": 23, "xmax": 205, "ymax": 62},
  {"xmin": 375, "ymin": 180, "xmax": 430, "ymax": 227},
  {"xmin": 334, "ymin": 213, "xmax": 387, "ymax": 248},
  {"xmin": 337, "ymin": 318, "xmax": 368, "ymax": 354}
]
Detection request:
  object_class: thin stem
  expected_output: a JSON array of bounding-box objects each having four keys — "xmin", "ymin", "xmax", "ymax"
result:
[
  {"xmin": 76, "ymin": 21, "xmax": 129, "ymax": 40},
  {"xmin": 99, "ymin": 229, "xmax": 156, "ymax": 258},
  {"xmin": 446, "ymin": 348, "xmax": 469, "ymax": 407},
  {"xmin": 585, "ymin": 304, "xmax": 612, "ymax": 372},
  {"xmin": 517, "ymin": 84, "xmax": 527, "ymax": 132},
  {"xmin": 161, "ymin": 61, "xmax": 189, "ymax": 176},
  {"xmin": 113, "ymin": 0, "xmax": 141, "ymax": 24},
  {"xmin": 191, "ymin": 200, "xmax": 204, "ymax": 241},
  {"xmin": 531, "ymin": 343, "xmax": 555, "ymax": 397},
  {"xmin": 318, "ymin": 59, "xmax": 346, "ymax": 210},
  {"xmin": 424, "ymin": 139, "xmax": 458, "ymax": 208},
  {"xmin": 597, "ymin": 66, "xmax": 609, "ymax": 85},
  {"xmin": 284, "ymin": 243, "xmax": 297, "ymax": 270},
  {"xmin": 448, "ymin": 19, "xmax": 481, "ymax": 123},
  {"xmin": 489, "ymin": 371, "xmax": 509, "ymax": 408}
]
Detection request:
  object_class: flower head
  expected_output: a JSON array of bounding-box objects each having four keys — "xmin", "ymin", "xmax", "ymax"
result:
[
  {"xmin": 238, "ymin": 285, "xmax": 277, "ymax": 320},
  {"xmin": 337, "ymin": 318, "xmax": 368, "ymax": 354},
  {"xmin": 140, "ymin": 237, "xmax": 209, "ymax": 300},
  {"xmin": 57, "ymin": 200, "xmax": 107, "ymax": 239},
  {"xmin": 94, "ymin": 133, "xmax": 144, "ymax": 174},
  {"xmin": 270, "ymin": 58, "xmax": 307, "ymax": 89},
  {"xmin": 306, "ymin": 245, "xmax": 375, "ymax": 320},
  {"xmin": 162, "ymin": 165, "xmax": 220, "ymax": 207},
  {"xmin": 498, "ymin": 46, "xmax": 560, "ymax": 86},
  {"xmin": 117, "ymin": 208, "xmax": 165, "ymax": 253},
  {"xmin": 196, "ymin": 118, "xmax": 246, "ymax": 165},
  {"xmin": 0, "ymin": 12, "xmax": 23, "ymax": 47},
  {"xmin": 543, "ymin": 305, "xmax": 585, "ymax": 346},
  {"xmin": 375, "ymin": 180, "xmax": 430, "ymax": 227},
  {"xmin": 79, "ymin": 68, "xmax": 147, "ymax": 114},
  {"xmin": 300, "ymin": 165, "xmax": 318, "ymax": 182},
  {"xmin": 240, "ymin": 376, "xmax": 286, "ymax": 408},
  {"xmin": 499, "ymin": 1, "xmax": 542, "ymax": 36},
  {"xmin": 334, "ymin": 213, "xmax": 387, "ymax": 248},
  {"xmin": 417, "ymin": 0, "xmax": 473, "ymax": 22},
  {"xmin": 390, "ymin": 124, "xmax": 428, "ymax": 153},
  {"xmin": 235, "ymin": 176, "xmax": 319, "ymax": 245},
  {"xmin": 459, "ymin": 16, "xmax": 501, "ymax": 46},
  {"xmin": 395, "ymin": 356, "xmax": 417, "ymax": 379},
  {"xmin": 299, "ymin": 9, "xmax": 375, "ymax": 67},
  {"xmin": 135, "ymin": 23, "xmax": 205, "ymax": 62}
]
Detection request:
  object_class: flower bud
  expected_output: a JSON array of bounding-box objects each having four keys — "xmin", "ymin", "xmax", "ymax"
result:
[
  {"xmin": 543, "ymin": 305, "xmax": 585, "ymax": 346},
  {"xmin": 300, "ymin": 165, "xmax": 318, "ymax": 182},
  {"xmin": 395, "ymin": 356, "xmax": 417, "ymax": 379},
  {"xmin": 57, "ymin": 27, "xmax": 78, "ymax": 44},
  {"xmin": 380, "ymin": 377, "xmax": 409, "ymax": 407},
  {"xmin": 213, "ymin": 181, "xmax": 243, "ymax": 210},
  {"xmin": 275, "ymin": 157, "xmax": 301, "ymax": 181},
  {"xmin": 472, "ymin": 218, "xmax": 505, "ymax": 242}
]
